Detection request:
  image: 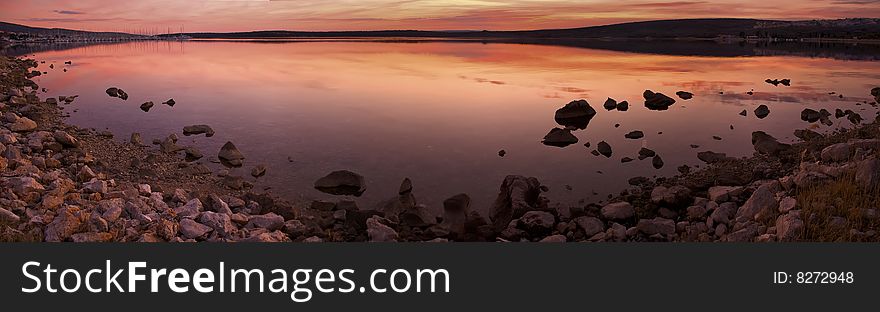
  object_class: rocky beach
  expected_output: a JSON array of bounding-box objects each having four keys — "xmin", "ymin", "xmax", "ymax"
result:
[{"xmin": 2, "ymin": 55, "xmax": 880, "ymax": 242}]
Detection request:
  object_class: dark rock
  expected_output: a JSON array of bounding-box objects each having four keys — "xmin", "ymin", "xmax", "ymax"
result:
[
  {"xmin": 621, "ymin": 157, "xmax": 634, "ymax": 163},
  {"xmin": 596, "ymin": 141, "xmax": 612, "ymax": 158},
  {"xmin": 751, "ymin": 131, "xmax": 790, "ymax": 155},
  {"xmin": 251, "ymin": 164, "xmax": 267, "ymax": 178},
  {"xmin": 652, "ymin": 155, "xmax": 664, "ymax": 169},
  {"xmin": 442, "ymin": 193, "xmax": 471, "ymax": 237},
  {"xmin": 697, "ymin": 151, "xmax": 732, "ymax": 164},
  {"xmin": 675, "ymin": 91, "xmax": 694, "ymax": 100},
  {"xmin": 603, "ymin": 98, "xmax": 617, "ymax": 110},
  {"xmin": 638, "ymin": 147, "xmax": 656, "ymax": 160},
  {"xmin": 105, "ymin": 87, "xmax": 119, "ymax": 97},
  {"xmin": 624, "ymin": 130, "xmax": 644, "ymax": 139},
  {"xmin": 183, "ymin": 125, "xmax": 215, "ymax": 137},
  {"xmin": 218, "ymin": 141, "xmax": 244, "ymax": 167},
  {"xmin": 140, "ymin": 101, "xmax": 154, "ymax": 112},
  {"xmin": 616, "ymin": 101, "xmax": 629, "ymax": 111},
  {"xmin": 498, "ymin": 150, "xmax": 506, "ymax": 157},
  {"xmin": 163, "ymin": 99, "xmax": 176, "ymax": 106},
  {"xmin": 794, "ymin": 129, "xmax": 822, "ymax": 141},
  {"xmin": 801, "ymin": 108, "xmax": 820, "ymax": 123},
  {"xmin": 644, "ymin": 90, "xmax": 676, "ymax": 110},
  {"xmin": 554, "ymin": 99, "xmax": 596, "ymax": 129},
  {"xmin": 314, "ymin": 170, "xmax": 366, "ymax": 196},
  {"xmin": 542, "ymin": 128, "xmax": 578, "ymax": 147},
  {"xmin": 490, "ymin": 175, "xmax": 544, "ymax": 231},
  {"xmin": 739, "ymin": 110, "xmax": 747, "ymax": 116},
  {"xmin": 754, "ymin": 105, "xmax": 770, "ymax": 119}
]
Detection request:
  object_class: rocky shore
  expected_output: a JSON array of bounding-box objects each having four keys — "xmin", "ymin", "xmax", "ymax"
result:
[{"xmin": 2, "ymin": 55, "xmax": 880, "ymax": 242}]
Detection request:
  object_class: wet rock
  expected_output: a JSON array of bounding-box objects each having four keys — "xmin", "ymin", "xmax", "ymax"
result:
[
  {"xmin": 367, "ymin": 216, "xmax": 399, "ymax": 242},
  {"xmin": 596, "ymin": 141, "xmax": 612, "ymax": 158},
  {"xmin": 847, "ymin": 110, "xmax": 863, "ymax": 125},
  {"xmin": 179, "ymin": 218, "xmax": 212, "ymax": 239},
  {"xmin": 251, "ymin": 164, "xmax": 267, "ymax": 178},
  {"xmin": 105, "ymin": 87, "xmax": 120, "ymax": 97},
  {"xmin": 675, "ymin": 91, "xmax": 693, "ymax": 100},
  {"xmin": 140, "ymin": 101, "xmax": 154, "ymax": 112},
  {"xmin": 163, "ymin": 99, "xmax": 176, "ymax": 106},
  {"xmin": 835, "ymin": 108, "xmax": 846, "ymax": 119},
  {"xmin": 652, "ymin": 155, "xmax": 664, "ymax": 169},
  {"xmin": 542, "ymin": 128, "xmax": 578, "ymax": 147},
  {"xmin": 490, "ymin": 175, "xmax": 544, "ymax": 231},
  {"xmin": 697, "ymin": 151, "xmax": 732, "ymax": 164},
  {"xmin": 575, "ymin": 216, "xmax": 605, "ymax": 237},
  {"xmin": 624, "ymin": 130, "xmax": 644, "ymax": 139},
  {"xmin": 314, "ymin": 170, "xmax": 366, "ymax": 196},
  {"xmin": 638, "ymin": 147, "xmax": 656, "ymax": 160},
  {"xmin": 793, "ymin": 129, "xmax": 822, "ymax": 141},
  {"xmin": 616, "ymin": 101, "xmax": 629, "ymax": 111},
  {"xmin": 554, "ymin": 99, "xmax": 596, "ymax": 129},
  {"xmin": 801, "ymin": 108, "xmax": 820, "ymax": 123},
  {"xmin": 737, "ymin": 183, "xmax": 778, "ymax": 221},
  {"xmin": 603, "ymin": 98, "xmax": 617, "ymax": 110},
  {"xmin": 739, "ymin": 110, "xmax": 747, "ymax": 116},
  {"xmin": 601, "ymin": 202, "xmax": 635, "ymax": 220},
  {"xmin": 621, "ymin": 157, "xmax": 634, "ymax": 163},
  {"xmin": 130, "ymin": 132, "xmax": 144, "ymax": 145},
  {"xmin": 644, "ymin": 90, "xmax": 676, "ymax": 110},
  {"xmin": 183, "ymin": 125, "xmax": 215, "ymax": 137},
  {"xmin": 754, "ymin": 105, "xmax": 770, "ymax": 119},
  {"xmin": 751, "ymin": 131, "xmax": 790, "ymax": 155},
  {"xmin": 498, "ymin": 150, "xmax": 506, "ymax": 157},
  {"xmin": 218, "ymin": 141, "xmax": 245, "ymax": 167},
  {"xmin": 637, "ymin": 217, "xmax": 675, "ymax": 235}
]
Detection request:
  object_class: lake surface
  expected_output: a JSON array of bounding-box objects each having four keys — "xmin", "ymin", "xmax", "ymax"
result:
[{"xmin": 16, "ymin": 40, "xmax": 880, "ymax": 213}]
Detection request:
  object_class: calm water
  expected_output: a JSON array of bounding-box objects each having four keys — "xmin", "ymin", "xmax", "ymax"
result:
[{"xmin": 20, "ymin": 40, "xmax": 880, "ymax": 213}]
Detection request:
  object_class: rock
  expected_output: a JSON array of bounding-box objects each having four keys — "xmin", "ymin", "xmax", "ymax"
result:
[
  {"xmin": 218, "ymin": 141, "xmax": 245, "ymax": 167},
  {"xmin": 105, "ymin": 87, "xmax": 120, "ymax": 97},
  {"xmin": 708, "ymin": 186, "xmax": 743, "ymax": 203},
  {"xmin": 163, "ymin": 99, "xmax": 176, "ymax": 106},
  {"xmin": 198, "ymin": 212, "xmax": 235, "ymax": 237},
  {"xmin": 739, "ymin": 110, "xmax": 747, "ymax": 116},
  {"xmin": 754, "ymin": 104, "xmax": 770, "ymax": 118},
  {"xmin": 675, "ymin": 91, "xmax": 693, "ymax": 100},
  {"xmin": 737, "ymin": 184, "xmax": 778, "ymax": 221},
  {"xmin": 183, "ymin": 125, "xmax": 215, "ymax": 137},
  {"xmin": 554, "ymin": 99, "xmax": 596, "ymax": 129},
  {"xmin": 776, "ymin": 212, "xmax": 804, "ymax": 241},
  {"xmin": 652, "ymin": 155, "xmax": 664, "ymax": 169},
  {"xmin": 778, "ymin": 196, "xmax": 797, "ymax": 213},
  {"xmin": 130, "ymin": 132, "xmax": 144, "ymax": 145},
  {"xmin": 206, "ymin": 194, "xmax": 232, "ymax": 214},
  {"xmin": 644, "ymin": 90, "xmax": 676, "ymax": 110},
  {"xmin": 616, "ymin": 101, "xmax": 629, "ymax": 111},
  {"xmin": 855, "ymin": 158, "xmax": 880, "ymax": 190},
  {"xmin": 366, "ymin": 216, "xmax": 399, "ymax": 242},
  {"xmin": 10, "ymin": 117, "xmax": 37, "ymax": 132},
  {"xmin": 140, "ymin": 101, "xmax": 154, "ymax": 112},
  {"xmin": 53, "ymin": 130, "xmax": 79, "ymax": 147},
  {"xmin": 542, "ymin": 128, "xmax": 578, "ymax": 147},
  {"xmin": 490, "ymin": 175, "xmax": 544, "ymax": 231},
  {"xmin": 44, "ymin": 206, "xmax": 85, "ymax": 242},
  {"xmin": 283, "ymin": 220, "xmax": 307, "ymax": 237},
  {"xmin": 650, "ymin": 185, "xmax": 691, "ymax": 208},
  {"xmin": 801, "ymin": 108, "xmax": 820, "ymax": 123},
  {"xmin": 697, "ymin": 151, "xmax": 732, "ymax": 164},
  {"xmin": 442, "ymin": 193, "xmax": 470, "ymax": 236},
  {"xmin": 751, "ymin": 131, "xmax": 790, "ymax": 155},
  {"xmin": 821, "ymin": 140, "xmax": 880, "ymax": 162},
  {"xmin": 498, "ymin": 150, "xmax": 506, "ymax": 157},
  {"xmin": 637, "ymin": 217, "xmax": 675, "ymax": 235},
  {"xmin": 179, "ymin": 218, "xmax": 212, "ymax": 239},
  {"xmin": 624, "ymin": 130, "xmax": 644, "ymax": 139},
  {"xmin": 603, "ymin": 98, "xmax": 617, "ymax": 110},
  {"xmin": 0, "ymin": 207, "xmax": 20, "ymax": 224},
  {"xmin": 251, "ymin": 164, "xmax": 267, "ymax": 178},
  {"xmin": 638, "ymin": 147, "xmax": 656, "ymax": 160},
  {"xmin": 174, "ymin": 198, "xmax": 203, "ymax": 219},
  {"xmin": 83, "ymin": 179, "xmax": 108, "ymax": 194},
  {"xmin": 117, "ymin": 89, "xmax": 128, "ymax": 100},
  {"xmin": 793, "ymin": 129, "xmax": 822, "ymax": 141},
  {"xmin": 246, "ymin": 213, "xmax": 285, "ymax": 231},
  {"xmin": 539, "ymin": 234, "xmax": 567, "ymax": 242},
  {"xmin": 575, "ymin": 216, "xmax": 605, "ymax": 237},
  {"xmin": 601, "ymin": 202, "xmax": 635, "ymax": 220},
  {"xmin": 314, "ymin": 170, "xmax": 366, "ymax": 196},
  {"xmin": 183, "ymin": 147, "xmax": 203, "ymax": 161},
  {"xmin": 399, "ymin": 178, "xmax": 413, "ymax": 195},
  {"xmin": 835, "ymin": 108, "xmax": 846, "ymax": 118},
  {"xmin": 518, "ymin": 211, "xmax": 555, "ymax": 236},
  {"xmin": 596, "ymin": 141, "xmax": 612, "ymax": 157},
  {"xmin": 621, "ymin": 157, "xmax": 634, "ymax": 163}
]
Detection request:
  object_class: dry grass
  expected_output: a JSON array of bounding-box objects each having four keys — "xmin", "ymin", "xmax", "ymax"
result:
[{"xmin": 798, "ymin": 172, "xmax": 880, "ymax": 242}]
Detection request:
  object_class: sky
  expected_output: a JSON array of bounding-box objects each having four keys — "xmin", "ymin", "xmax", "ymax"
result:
[{"xmin": 1, "ymin": 0, "xmax": 879, "ymax": 32}]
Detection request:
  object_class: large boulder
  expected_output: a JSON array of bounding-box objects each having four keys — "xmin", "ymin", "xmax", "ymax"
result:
[
  {"xmin": 643, "ymin": 90, "xmax": 676, "ymax": 110},
  {"xmin": 218, "ymin": 141, "xmax": 245, "ymax": 167},
  {"xmin": 554, "ymin": 99, "xmax": 596, "ymax": 129},
  {"xmin": 820, "ymin": 139, "xmax": 880, "ymax": 162},
  {"xmin": 490, "ymin": 175, "xmax": 544, "ymax": 231},
  {"xmin": 314, "ymin": 170, "xmax": 366, "ymax": 196}
]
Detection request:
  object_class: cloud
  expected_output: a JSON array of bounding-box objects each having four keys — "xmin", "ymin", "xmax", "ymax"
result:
[{"xmin": 53, "ymin": 10, "xmax": 86, "ymax": 15}]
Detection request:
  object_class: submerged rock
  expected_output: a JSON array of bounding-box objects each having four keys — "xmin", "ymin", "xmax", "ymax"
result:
[
  {"xmin": 697, "ymin": 151, "xmax": 732, "ymax": 164},
  {"xmin": 754, "ymin": 104, "xmax": 770, "ymax": 119},
  {"xmin": 554, "ymin": 99, "xmax": 596, "ymax": 129},
  {"xmin": 596, "ymin": 141, "xmax": 612, "ymax": 158},
  {"xmin": 218, "ymin": 141, "xmax": 244, "ymax": 167},
  {"xmin": 542, "ymin": 128, "xmax": 578, "ymax": 147},
  {"xmin": 675, "ymin": 91, "xmax": 694, "ymax": 100},
  {"xmin": 652, "ymin": 155, "xmax": 664, "ymax": 169},
  {"xmin": 624, "ymin": 130, "xmax": 644, "ymax": 139},
  {"xmin": 163, "ymin": 99, "xmax": 176, "ymax": 106},
  {"xmin": 638, "ymin": 147, "xmax": 656, "ymax": 160},
  {"xmin": 105, "ymin": 87, "xmax": 119, "ymax": 97},
  {"xmin": 751, "ymin": 131, "xmax": 790, "ymax": 155},
  {"xmin": 794, "ymin": 129, "xmax": 822, "ymax": 141},
  {"xmin": 314, "ymin": 170, "xmax": 366, "ymax": 196},
  {"xmin": 644, "ymin": 90, "xmax": 676, "ymax": 110},
  {"xmin": 251, "ymin": 164, "xmax": 267, "ymax": 178},
  {"xmin": 800, "ymin": 108, "xmax": 820, "ymax": 123},
  {"xmin": 183, "ymin": 125, "xmax": 215, "ymax": 137}
]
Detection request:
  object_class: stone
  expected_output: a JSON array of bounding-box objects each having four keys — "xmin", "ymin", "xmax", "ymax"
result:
[
  {"xmin": 542, "ymin": 128, "xmax": 578, "ymax": 147},
  {"xmin": 44, "ymin": 206, "xmax": 85, "ymax": 242},
  {"xmin": 638, "ymin": 147, "xmax": 656, "ymax": 160},
  {"xmin": 218, "ymin": 141, "xmax": 245, "ymax": 167},
  {"xmin": 130, "ymin": 132, "xmax": 144, "ymax": 145},
  {"xmin": 0, "ymin": 207, "xmax": 20, "ymax": 224},
  {"xmin": 596, "ymin": 141, "xmax": 612, "ymax": 158},
  {"xmin": 539, "ymin": 234, "xmax": 567, "ymax": 242},
  {"xmin": 251, "ymin": 164, "xmax": 267, "ymax": 178},
  {"xmin": 179, "ymin": 218, "xmax": 212, "ymax": 239},
  {"xmin": 9, "ymin": 176, "xmax": 45, "ymax": 196},
  {"xmin": 856, "ymin": 158, "xmax": 880, "ymax": 190},
  {"xmin": 82, "ymin": 179, "xmax": 108, "ymax": 194},
  {"xmin": 71, "ymin": 232, "xmax": 114, "ymax": 243},
  {"xmin": 183, "ymin": 125, "xmax": 215, "ymax": 137},
  {"xmin": 53, "ymin": 131, "xmax": 79, "ymax": 147},
  {"xmin": 575, "ymin": 216, "xmax": 605, "ymax": 237},
  {"xmin": 314, "ymin": 170, "xmax": 366, "ymax": 196},
  {"xmin": 554, "ymin": 99, "xmax": 596, "ymax": 129},
  {"xmin": 697, "ymin": 151, "xmax": 732, "ymax": 164},
  {"xmin": 601, "ymin": 202, "xmax": 635, "ymax": 220},
  {"xmin": 754, "ymin": 105, "xmax": 770, "ymax": 118},
  {"xmin": 366, "ymin": 216, "xmax": 399, "ymax": 242},
  {"xmin": 778, "ymin": 196, "xmax": 797, "ymax": 213},
  {"xmin": 442, "ymin": 193, "xmax": 470, "ymax": 236},
  {"xmin": 163, "ymin": 99, "xmax": 176, "ymax": 106},
  {"xmin": 10, "ymin": 117, "xmax": 37, "ymax": 132},
  {"xmin": 603, "ymin": 98, "xmax": 617, "ymax": 110},
  {"xmin": 105, "ymin": 87, "xmax": 120, "ymax": 97},
  {"xmin": 752, "ymin": 131, "xmax": 789, "ymax": 155},
  {"xmin": 650, "ymin": 185, "xmax": 691, "ymax": 208},
  {"xmin": 245, "ymin": 213, "xmax": 285, "ymax": 231},
  {"xmin": 708, "ymin": 186, "xmax": 743, "ymax": 203},
  {"xmin": 283, "ymin": 220, "xmax": 308, "ymax": 237},
  {"xmin": 206, "ymin": 194, "xmax": 233, "ymax": 214},
  {"xmin": 490, "ymin": 175, "xmax": 544, "ymax": 231},
  {"xmin": 776, "ymin": 212, "xmax": 804, "ymax": 241},
  {"xmin": 801, "ymin": 108, "xmax": 821, "ymax": 122},
  {"xmin": 821, "ymin": 140, "xmax": 880, "ymax": 162},
  {"xmin": 675, "ymin": 91, "xmax": 693, "ymax": 100},
  {"xmin": 644, "ymin": 90, "xmax": 676, "ymax": 110},
  {"xmin": 737, "ymin": 184, "xmax": 778, "ymax": 221},
  {"xmin": 140, "ymin": 101, "xmax": 154, "ymax": 112},
  {"xmin": 197, "ymin": 212, "xmax": 235, "ymax": 237},
  {"xmin": 616, "ymin": 101, "xmax": 629, "ymax": 111},
  {"xmin": 174, "ymin": 198, "xmax": 203, "ymax": 219},
  {"xmin": 652, "ymin": 155, "xmax": 664, "ymax": 169},
  {"xmin": 637, "ymin": 217, "xmax": 675, "ymax": 235},
  {"xmin": 518, "ymin": 211, "xmax": 555, "ymax": 235},
  {"xmin": 794, "ymin": 129, "xmax": 822, "ymax": 141},
  {"xmin": 624, "ymin": 130, "xmax": 644, "ymax": 139}
]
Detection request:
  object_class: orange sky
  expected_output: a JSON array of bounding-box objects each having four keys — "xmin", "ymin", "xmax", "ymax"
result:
[{"xmin": 1, "ymin": 0, "xmax": 879, "ymax": 32}]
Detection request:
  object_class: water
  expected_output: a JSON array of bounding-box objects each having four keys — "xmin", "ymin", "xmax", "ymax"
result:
[{"xmin": 17, "ymin": 40, "xmax": 880, "ymax": 213}]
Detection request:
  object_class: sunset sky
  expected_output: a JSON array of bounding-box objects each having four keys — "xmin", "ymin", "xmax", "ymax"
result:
[{"xmin": 1, "ymin": 0, "xmax": 878, "ymax": 32}]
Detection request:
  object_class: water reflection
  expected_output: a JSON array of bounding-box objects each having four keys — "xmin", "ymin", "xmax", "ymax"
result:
[{"xmin": 19, "ymin": 40, "xmax": 880, "ymax": 214}]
